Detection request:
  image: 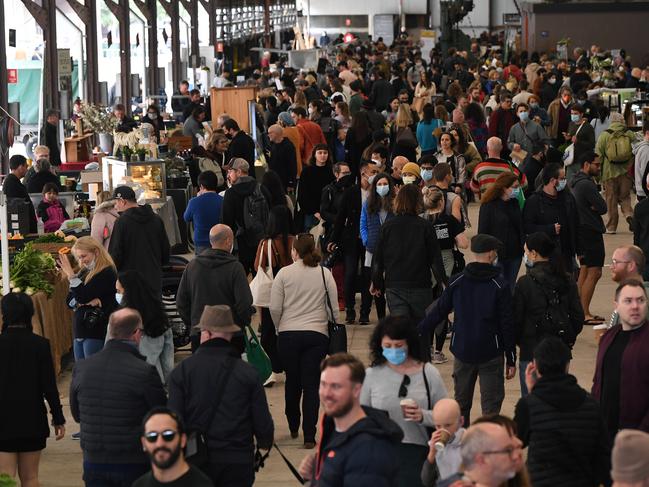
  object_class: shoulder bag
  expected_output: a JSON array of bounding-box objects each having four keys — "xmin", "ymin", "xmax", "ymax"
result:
[
  {"xmin": 249, "ymin": 239, "xmax": 274, "ymax": 308},
  {"xmin": 320, "ymin": 266, "xmax": 347, "ymax": 354},
  {"xmin": 185, "ymin": 357, "xmax": 235, "ymax": 467},
  {"xmin": 562, "ymin": 122, "xmax": 584, "ymax": 167},
  {"xmin": 244, "ymin": 324, "xmax": 272, "ymax": 383},
  {"xmin": 422, "ymin": 364, "xmax": 435, "ymax": 436}
]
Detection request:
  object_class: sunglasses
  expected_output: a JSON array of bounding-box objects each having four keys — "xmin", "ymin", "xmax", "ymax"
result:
[
  {"xmin": 398, "ymin": 375, "xmax": 410, "ymax": 398},
  {"xmin": 144, "ymin": 429, "xmax": 177, "ymax": 443}
]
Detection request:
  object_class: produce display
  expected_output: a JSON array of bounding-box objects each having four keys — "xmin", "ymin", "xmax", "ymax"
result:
[{"xmin": 6, "ymin": 243, "xmax": 58, "ymax": 296}]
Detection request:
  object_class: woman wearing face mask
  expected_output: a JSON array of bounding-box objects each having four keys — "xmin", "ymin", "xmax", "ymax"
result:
[
  {"xmin": 361, "ymin": 315, "xmax": 447, "ymax": 487},
  {"xmin": 527, "ymin": 95, "xmax": 549, "ymax": 127},
  {"xmin": 141, "ymin": 104, "xmax": 164, "ymax": 142},
  {"xmin": 382, "ymin": 98, "xmax": 401, "ymax": 127},
  {"xmin": 115, "ymin": 270, "xmax": 173, "ymax": 384},
  {"xmin": 421, "ymin": 187, "xmax": 468, "ymax": 364},
  {"xmin": 512, "ymin": 232, "xmax": 583, "ymax": 396},
  {"xmin": 60, "ymin": 237, "xmax": 118, "ymax": 360},
  {"xmin": 564, "ymin": 104, "xmax": 595, "ymax": 182},
  {"xmin": 539, "ymin": 72, "xmax": 560, "ymax": 109},
  {"xmin": 270, "ymin": 234, "xmax": 339, "ymax": 449},
  {"xmin": 478, "ymin": 173, "xmax": 524, "ymax": 294},
  {"xmin": 434, "ymin": 132, "xmax": 466, "ymax": 192},
  {"xmin": 360, "ymin": 173, "xmax": 395, "ymax": 321},
  {"xmin": 401, "ymin": 162, "xmax": 422, "ymax": 186},
  {"xmin": 297, "ymin": 144, "xmax": 335, "ymax": 231}
]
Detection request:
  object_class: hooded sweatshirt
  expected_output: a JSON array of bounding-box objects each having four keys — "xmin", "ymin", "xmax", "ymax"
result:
[
  {"xmin": 176, "ymin": 248, "xmax": 253, "ymax": 329},
  {"xmin": 595, "ymin": 121, "xmax": 637, "ymax": 182},
  {"xmin": 90, "ymin": 201, "xmax": 120, "ymax": 249},
  {"xmin": 311, "ymin": 406, "xmax": 403, "ymax": 487},
  {"xmin": 419, "ymin": 262, "xmax": 516, "ymax": 366},
  {"xmin": 633, "ymin": 139, "xmax": 649, "ymax": 197},
  {"xmin": 514, "ymin": 374, "xmax": 611, "ymax": 487},
  {"xmin": 570, "ymin": 170, "xmax": 607, "ymax": 233},
  {"xmin": 108, "ymin": 204, "xmax": 170, "ymax": 296}
]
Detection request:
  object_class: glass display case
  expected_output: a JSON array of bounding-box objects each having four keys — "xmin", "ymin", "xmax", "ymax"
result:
[{"xmin": 102, "ymin": 157, "xmax": 167, "ymax": 203}]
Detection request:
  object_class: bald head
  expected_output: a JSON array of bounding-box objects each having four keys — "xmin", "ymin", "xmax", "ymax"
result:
[
  {"xmin": 486, "ymin": 137, "xmax": 503, "ymax": 158},
  {"xmin": 433, "ymin": 398, "xmax": 463, "ymax": 434},
  {"xmin": 268, "ymin": 124, "xmax": 284, "ymax": 143},
  {"xmin": 392, "ymin": 156, "xmax": 408, "ymax": 179},
  {"xmin": 209, "ymin": 224, "xmax": 234, "ymax": 251},
  {"xmin": 108, "ymin": 308, "xmax": 143, "ymax": 341}
]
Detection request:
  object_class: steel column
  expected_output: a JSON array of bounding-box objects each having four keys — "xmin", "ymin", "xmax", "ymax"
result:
[
  {"xmin": 105, "ymin": 0, "xmax": 131, "ymax": 110},
  {"xmin": 160, "ymin": 0, "xmax": 181, "ymax": 89},
  {"xmin": 133, "ymin": 0, "xmax": 159, "ymax": 97}
]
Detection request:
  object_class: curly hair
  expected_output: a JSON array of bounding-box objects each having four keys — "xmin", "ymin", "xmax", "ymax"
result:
[{"xmin": 369, "ymin": 315, "xmax": 426, "ymax": 366}]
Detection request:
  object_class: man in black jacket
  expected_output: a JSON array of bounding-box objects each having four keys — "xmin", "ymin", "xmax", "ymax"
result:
[
  {"xmin": 42, "ymin": 109, "xmax": 61, "ymax": 166},
  {"xmin": 329, "ymin": 161, "xmax": 379, "ymax": 324},
  {"xmin": 570, "ymin": 151, "xmax": 607, "ymax": 323},
  {"xmin": 70, "ymin": 308, "xmax": 167, "ymax": 487},
  {"xmin": 514, "ymin": 337, "xmax": 611, "ymax": 487},
  {"xmin": 419, "ymin": 235, "xmax": 516, "ymax": 423},
  {"xmin": 224, "ymin": 118, "xmax": 256, "ymax": 174},
  {"xmin": 522, "ymin": 163, "xmax": 580, "ymax": 274},
  {"xmin": 3, "ymin": 155, "xmax": 37, "ymax": 233},
  {"xmin": 298, "ymin": 353, "xmax": 402, "ymax": 486},
  {"xmin": 267, "ymin": 124, "xmax": 297, "ymax": 191},
  {"xmin": 168, "ymin": 305, "xmax": 273, "ymax": 487},
  {"xmin": 368, "ymin": 69, "xmax": 394, "ymax": 113},
  {"xmin": 176, "ymin": 224, "xmax": 253, "ymax": 352},
  {"xmin": 108, "ymin": 186, "xmax": 171, "ymax": 297},
  {"xmin": 221, "ymin": 159, "xmax": 271, "ymax": 273}
]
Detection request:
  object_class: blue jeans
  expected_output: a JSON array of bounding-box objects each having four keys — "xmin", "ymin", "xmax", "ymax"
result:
[
  {"xmin": 73, "ymin": 338, "xmax": 104, "ymax": 360},
  {"xmin": 139, "ymin": 329, "xmax": 175, "ymax": 384},
  {"xmin": 499, "ymin": 256, "xmax": 522, "ymax": 294},
  {"xmin": 519, "ymin": 360, "xmax": 531, "ymax": 397}
]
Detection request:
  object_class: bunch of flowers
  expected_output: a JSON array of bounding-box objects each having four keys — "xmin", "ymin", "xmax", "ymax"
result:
[{"xmin": 77, "ymin": 103, "xmax": 118, "ymax": 133}]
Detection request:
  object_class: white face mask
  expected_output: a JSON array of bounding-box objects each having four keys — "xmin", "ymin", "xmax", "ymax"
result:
[
  {"xmin": 115, "ymin": 293, "xmax": 124, "ymax": 305},
  {"xmin": 402, "ymin": 175, "xmax": 416, "ymax": 185}
]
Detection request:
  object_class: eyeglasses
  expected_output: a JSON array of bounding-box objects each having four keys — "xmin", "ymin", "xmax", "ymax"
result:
[
  {"xmin": 144, "ymin": 429, "xmax": 177, "ymax": 443},
  {"xmin": 482, "ymin": 446, "xmax": 519, "ymax": 458},
  {"xmin": 398, "ymin": 375, "xmax": 410, "ymax": 398},
  {"xmin": 610, "ymin": 259, "xmax": 631, "ymax": 266}
]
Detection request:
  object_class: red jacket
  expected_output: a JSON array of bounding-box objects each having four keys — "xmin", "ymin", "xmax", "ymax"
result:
[
  {"xmin": 592, "ymin": 321, "xmax": 649, "ymax": 434},
  {"xmin": 488, "ymin": 108, "xmax": 518, "ymax": 142},
  {"xmin": 296, "ymin": 119, "xmax": 326, "ymax": 163}
]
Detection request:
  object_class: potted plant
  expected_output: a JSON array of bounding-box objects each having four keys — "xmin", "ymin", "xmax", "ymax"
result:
[
  {"xmin": 136, "ymin": 147, "xmax": 148, "ymax": 161},
  {"xmin": 121, "ymin": 146, "xmax": 132, "ymax": 162},
  {"xmin": 78, "ymin": 103, "xmax": 119, "ymax": 154}
]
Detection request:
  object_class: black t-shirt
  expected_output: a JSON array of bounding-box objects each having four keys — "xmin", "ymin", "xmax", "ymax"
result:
[
  {"xmin": 425, "ymin": 213, "xmax": 464, "ymax": 250},
  {"xmin": 601, "ymin": 329, "xmax": 634, "ymax": 437},
  {"xmin": 132, "ymin": 465, "xmax": 214, "ymax": 487}
]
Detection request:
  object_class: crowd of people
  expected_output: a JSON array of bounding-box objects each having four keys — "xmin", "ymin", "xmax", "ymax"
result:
[{"xmin": 1, "ymin": 30, "xmax": 649, "ymax": 487}]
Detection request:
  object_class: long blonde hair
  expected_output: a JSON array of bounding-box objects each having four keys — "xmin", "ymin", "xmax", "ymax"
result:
[
  {"xmin": 72, "ymin": 236, "xmax": 116, "ymax": 284},
  {"xmin": 395, "ymin": 104, "xmax": 413, "ymax": 128}
]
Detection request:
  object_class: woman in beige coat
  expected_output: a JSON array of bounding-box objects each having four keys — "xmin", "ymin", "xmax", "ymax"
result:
[{"xmin": 90, "ymin": 191, "xmax": 119, "ymax": 250}]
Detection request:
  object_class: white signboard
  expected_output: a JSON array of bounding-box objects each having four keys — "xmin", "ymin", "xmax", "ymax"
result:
[
  {"xmin": 58, "ymin": 49, "xmax": 72, "ymax": 76},
  {"xmin": 373, "ymin": 14, "xmax": 394, "ymax": 46}
]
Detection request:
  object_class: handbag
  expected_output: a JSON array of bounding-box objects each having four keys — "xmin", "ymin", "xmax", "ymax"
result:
[
  {"xmin": 80, "ymin": 305, "xmax": 107, "ymax": 329},
  {"xmin": 185, "ymin": 357, "xmax": 235, "ymax": 467},
  {"xmin": 320, "ymin": 266, "xmax": 347, "ymax": 354},
  {"xmin": 244, "ymin": 324, "xmax": 273, "ymax": 383},
  {"xmin": 562, "ymin": 122, "xmax": 584, "ymax": 166},
  {"xmin": 249, "ymin": 239, "xmax": 274, "ymax": 307},
  {"xmin": 452, "ymin": 247, "xmax": 465, "ymax": 275},
  {"xmin": 396, "ymin": 126, "xmax": 418, "ymax": 149}
]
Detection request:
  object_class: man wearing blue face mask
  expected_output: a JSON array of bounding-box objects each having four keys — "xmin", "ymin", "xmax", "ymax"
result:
[
  {"xmin": 507, "ymin": 103, "xmax": 551, "ymax": 157},
  {"xmin": 522, "ymin": 163, "xmax": 581, "ymax": 275}
]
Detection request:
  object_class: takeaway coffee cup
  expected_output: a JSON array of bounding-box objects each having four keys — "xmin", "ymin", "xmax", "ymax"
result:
[
  {"xmin": 434, "ymin": 429, "xmax": 451, "ymax": 451},
  {"xmin": 400, "ymin": 398, "xmax": 417, "ymax": 421},
  {"xmin": 593, "ymin": 324, "xmax": 608, "ymax": 344}
]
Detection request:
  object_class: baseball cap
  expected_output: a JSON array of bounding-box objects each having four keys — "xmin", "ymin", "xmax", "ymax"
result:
[
  {"xmin": 112, "ymin": 185, "xmax": 136, "ymax": 202},
  {"xmin": 193, "ymin": 305, "xmax": 241, "ymax": 334}
]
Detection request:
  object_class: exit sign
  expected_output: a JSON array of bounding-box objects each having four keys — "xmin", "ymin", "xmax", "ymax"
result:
[{"xmin": 8, "ymin": 69, "xmax": 17, "ymax": 84}]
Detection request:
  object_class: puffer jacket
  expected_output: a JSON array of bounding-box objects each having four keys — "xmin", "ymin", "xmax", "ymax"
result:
[
  {"xmin": 360, "ymin": 201, "xmax": 393, "ymax": 253},
  {"xmin": 310, "ymin": 406, "xmax": 403, "ymax": 487},
  {"xmin": 90, "ymin": 201, "xmax": 119, "ymax": 249},
  {"xmin": 514, "ymin": 374, "xmax": 611, "ymax": 487},
  {"xmin": 513, "ymin": 262, "xmax": 584, "ymax": 361},
  {"xmin": 70, "ymin": 340, "xmax": 166, "ymax": 464}
]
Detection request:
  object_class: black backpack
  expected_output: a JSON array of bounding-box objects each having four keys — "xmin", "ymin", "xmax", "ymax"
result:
[
  {"xmin": 530, "ymin": 275, "xmax": 576, "ymax": 348},
  {"xmin": 239, "ymin": 184, "xmax": 270, "ymax": 247}
]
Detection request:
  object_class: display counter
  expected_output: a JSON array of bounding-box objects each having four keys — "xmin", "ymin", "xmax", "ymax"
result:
[{"xmin": 102, "ymin": 157, "xmax": 167, "ymax": 202}]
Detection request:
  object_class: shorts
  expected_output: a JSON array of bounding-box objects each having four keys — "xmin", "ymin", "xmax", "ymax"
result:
[
  {"xmin": 579, "ymin": 228, "xmax": 605, "ymax": 268},
  {"xmin": 0, "ymin": 437, "xmax": 46, "ymax": 452}
]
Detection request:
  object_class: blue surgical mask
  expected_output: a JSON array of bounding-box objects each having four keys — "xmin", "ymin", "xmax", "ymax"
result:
[
  {"xmin": 518, "ymin": 111, "xmax": 529, "ymax": 122},
  {"xmin": 524, "ymin": 253, "xmax": 534, "ymax": 268},
  {"xmin": 421, "ymin": 169, "xmax": 433, "ymax": 182},
  {"xmin": 115, "ymin": 293, "xmax": 124, "ymax": 305},
  {"xmin": 382, "ymin": 346, "xmax": 407, "ymax": 365},
  {"xmin": 510, "ymin": 187, "xmax": 521, "ymax": 199},
  {"xmin": 570, "ymin": 114, "xmax": 580, "ymax": 123},
  {"xmin": 557, "ymin": 179, "xmax": 567, "ymax": 191},
  {"xmin": 376, "ymin": 184, "xmax": 390, "ymax": 197}
]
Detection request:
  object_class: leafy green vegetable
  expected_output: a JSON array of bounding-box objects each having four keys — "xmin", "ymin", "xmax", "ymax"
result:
[
  {"xmin": 10, "ymin": 243, "xmax": 57, "ymax": 296},
  {"xmin": 32, "ymin": 234, "xmax": 65, "ymax": 244}
]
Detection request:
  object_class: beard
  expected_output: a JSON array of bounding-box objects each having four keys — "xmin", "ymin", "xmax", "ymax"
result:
[
  {"xmin": 326, "ymin": 397, "xmax": 355, "ymax": 418},
  {"xmin": 148, "ymin": 443, "xmax": 182, "ymax": 469}
]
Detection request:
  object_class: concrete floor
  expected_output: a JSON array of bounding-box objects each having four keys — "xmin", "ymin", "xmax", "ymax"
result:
[{"xmin": 35, "ymin": 203, "xmax": 632, "ymax": 487}]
